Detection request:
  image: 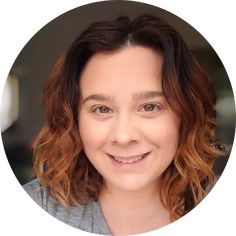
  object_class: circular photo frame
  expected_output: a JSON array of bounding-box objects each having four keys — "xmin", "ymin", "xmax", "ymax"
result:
[{"xmin": 1, "ymin": 1, "xmax": 235, "ymax": 236}]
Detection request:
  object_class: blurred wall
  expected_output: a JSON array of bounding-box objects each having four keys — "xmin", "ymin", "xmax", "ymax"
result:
[{"xmin": 1, "ymin": 1, "xmax": 235, "ymax": 184}]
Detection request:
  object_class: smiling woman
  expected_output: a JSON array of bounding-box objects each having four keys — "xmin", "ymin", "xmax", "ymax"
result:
[
  {"xmin": 79, "ymin": 48, "xmax": 180, "ymax": 220},
  {"xmin": 23, "ymin": 15, "xmax": 224, "ymax": 235}
]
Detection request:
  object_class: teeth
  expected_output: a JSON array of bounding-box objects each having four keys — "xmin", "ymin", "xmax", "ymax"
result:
[{"xmin": 112, "ymin": 155, "xmax": 144, "ymax": 164}]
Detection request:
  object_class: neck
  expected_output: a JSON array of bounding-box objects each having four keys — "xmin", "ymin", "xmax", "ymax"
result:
[{"xmin": 99, "ymin": 181, "xmax": 170, "ymax": 235}]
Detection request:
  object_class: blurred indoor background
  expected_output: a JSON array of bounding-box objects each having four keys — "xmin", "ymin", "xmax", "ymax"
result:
[{"xmin": 1, "ymin": 1, "xmax": 235, "ymax": 185}]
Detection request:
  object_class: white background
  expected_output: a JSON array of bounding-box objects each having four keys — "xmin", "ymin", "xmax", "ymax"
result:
[{"xmin": 0, "ymin": 0, "xmax": 235, "ymax": 235}]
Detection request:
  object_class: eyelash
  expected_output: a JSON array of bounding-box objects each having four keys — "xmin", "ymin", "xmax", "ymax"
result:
[
  {"xmin": 90, "ymin": 103, "xmax": 163, "ymax": 115},
  {"xmin": 91, "ymin": 105, "xmax": 113, "ymax": 114},
  {"xmin": 138, "ymin": 103, "xmax": 163, "ymax": 112}
]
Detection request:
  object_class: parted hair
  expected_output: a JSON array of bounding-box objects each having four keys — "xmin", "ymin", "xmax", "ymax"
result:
[{"xmin": 32, "ymin": 15, "xmax": 223, "ymax": 221}]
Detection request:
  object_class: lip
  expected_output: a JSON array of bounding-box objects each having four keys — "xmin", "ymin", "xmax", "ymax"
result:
[{"xmin": 107, "ymin": 152, "xmax": 151, "ymax": 169}]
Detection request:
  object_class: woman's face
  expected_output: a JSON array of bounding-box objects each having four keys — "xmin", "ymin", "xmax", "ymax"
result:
[{"xmin": 78, "ymin": 46, "xmax": 180, "ymax": 192}]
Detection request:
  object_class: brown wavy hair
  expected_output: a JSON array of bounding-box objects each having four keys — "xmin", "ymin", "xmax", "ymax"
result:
[{"xmin": 32, "ymin": 15, "xmax": 223, "ymax": 221}]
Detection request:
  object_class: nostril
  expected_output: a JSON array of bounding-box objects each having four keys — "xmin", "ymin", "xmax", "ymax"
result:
[{"xmin": 111, "ymin": 135, "xmax": 139, "ymax": 146}]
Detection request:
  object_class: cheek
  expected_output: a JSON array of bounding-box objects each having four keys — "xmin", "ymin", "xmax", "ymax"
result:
[
  {"xmin": 79, "ymin": 115, "xmax": 110, "ymax": 150},
  {"xmin": 141, "ymin": 115, "xmax": 180, "ymax": 148}
]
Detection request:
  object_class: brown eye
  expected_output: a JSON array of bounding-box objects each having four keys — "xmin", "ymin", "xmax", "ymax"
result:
[
  {"xmin": 144, "ymin": 104, "xmax": 155, "ymax": 111},
  {"xmin": 92, "ymin": 105, "xmax": 112, "ymax": 114},
  {"xmin": 99, "ymin": 106, "xmax": 110, "ymax": 113},
  {"xmin": 139, "ymin": 103, "xmax": 162, "ymax": 112}
]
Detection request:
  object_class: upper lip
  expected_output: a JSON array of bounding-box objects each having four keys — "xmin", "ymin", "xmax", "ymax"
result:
[{"xmin": 107, "ymin": 152, "xmax": 150, "ymax": 160}]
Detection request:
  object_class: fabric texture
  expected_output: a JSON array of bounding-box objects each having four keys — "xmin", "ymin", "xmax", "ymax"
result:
[{"xmin": 23, "ymin": 179, "xmax": 111, "ymax": 235}]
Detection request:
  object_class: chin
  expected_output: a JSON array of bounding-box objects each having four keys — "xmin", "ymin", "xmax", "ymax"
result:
[{"xmin": 107, "ymin": 176, "xmax": 158, "ymax": 192}]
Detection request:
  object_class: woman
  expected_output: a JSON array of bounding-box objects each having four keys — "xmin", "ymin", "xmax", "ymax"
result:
[{"xmin": 24, "ymin": 15, "xmax": 223, "ymax": 235}]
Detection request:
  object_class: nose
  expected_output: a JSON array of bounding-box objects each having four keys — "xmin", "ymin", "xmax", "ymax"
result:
[{"xmin": 110, "ymin": 113, "xmax": 140, "ymax": 146}]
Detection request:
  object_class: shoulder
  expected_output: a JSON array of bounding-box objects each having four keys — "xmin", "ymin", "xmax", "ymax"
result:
[
  {"xmin": 23, "ymin": 179, "xmax": 87, "ymax": 227},
  {"xmin": 22, "ymin": 179, "xmax": 111, "ymax": 234},
  {"xmin": 23, "ymin": 179, "xmax": 48, "ymax": 208},
  {"xmin": 23, "ymin": 179, "xmax": 77, "ymax": 215}
]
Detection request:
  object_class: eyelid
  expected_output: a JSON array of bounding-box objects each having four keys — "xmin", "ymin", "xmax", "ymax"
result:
[
  {"xmin": 138, "ymin": 103, "xmax": 163, "ymax": 112},
  {"xmin": 90, "ymin": 104, "xmax": 113, "ymax": 114}
]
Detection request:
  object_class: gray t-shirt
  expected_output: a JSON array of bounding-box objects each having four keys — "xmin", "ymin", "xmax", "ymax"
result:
[{"xmin": 23, "ymin": 179, "xmax": 112, "ymax": 235}]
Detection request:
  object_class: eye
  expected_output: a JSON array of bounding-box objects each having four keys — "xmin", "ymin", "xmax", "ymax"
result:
[
  {"xmin": 139, "ymin": 103, "xmax": 162, "ymax": 112},
  {"xmin": 91, "ymin": 105, "xmax": 112, "ymax": 114}
]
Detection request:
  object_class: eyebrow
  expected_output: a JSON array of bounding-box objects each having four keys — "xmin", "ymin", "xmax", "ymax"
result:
[
  {"xmin": 132, "ymin": 91, "xmax": 163, "ymax": 100},
  {"xmin": 81, "ymin": 91, "xmax": 164, "ymax": 105},
  {"xmin": 81, "ymin": 94, "xmax": 113, "ymax": 105}
]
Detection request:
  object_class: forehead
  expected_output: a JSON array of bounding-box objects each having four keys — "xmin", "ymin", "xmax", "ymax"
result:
[{"xmin": 80, "ymin": 46, "xmax": 163, "ymax": 95}]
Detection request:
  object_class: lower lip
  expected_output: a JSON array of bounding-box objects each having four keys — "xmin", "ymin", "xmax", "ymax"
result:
[{"xmin": 107, "ymin": 152, "xmax": 150, "ymax": 170}]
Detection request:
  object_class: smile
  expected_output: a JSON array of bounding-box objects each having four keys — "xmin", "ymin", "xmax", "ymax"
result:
[{"xmin": 107, "ymin": 152, "xmax": 150, "ymax": 164}]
